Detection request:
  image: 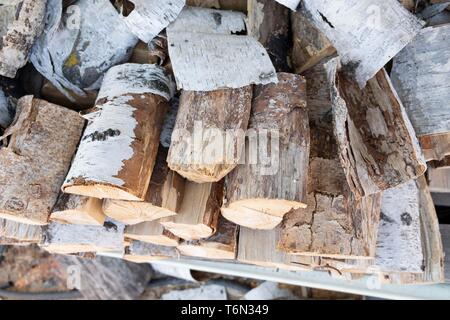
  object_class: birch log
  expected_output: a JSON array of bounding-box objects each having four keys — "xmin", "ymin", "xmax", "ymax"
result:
[
  {"xmin": 124, "ymin": 240, "xmax": 179, "ymax": 263},
  {"xmin": 63, "ymin": 64, "xmax": 172, "ymax": 201},
  {"xmin": 124, "ymin": 219, "xmax": 180, "ymax": 247},
  {"xmin": 177, "ymin": 215, "xmax": 238, "ymax": 260},
  {"xmin": 300, "ymin": 0, "xmax": 423, "ymax": 88},
  {"xmin": 291, "ymin": 11, "xmax": 335, "ymax": 74},
  {"xmin": 0, "ymin": 96, "xmax": 85, "ymax": 225},
  {"xmin": 168, "ymin": 86, "xmax": 252, "ymax": 183},
  {"xmin": 103, "ymin": 145, "xmax": 185, "ymax": 224},
  {"xmin": 247, "ymin": 0, "xmax": 290, "ymax": 72},
  {"xmin": 328, "ymin": 58, "xmax": 426, "ymax": 199},
  {"xmin": 41, "ymin": 221, "xmax": 124, "ymax": 254},
  {"xmin": 277, "ymin": 60, "xmax": 381, "ymax": 259},
  {"xmin": 0, "ymin": 0, "xmax": 47, "ymax": 78},
  {"xmin": 50, "ymin": 194, "xmax": 105, "ymax": 226},
  {"xmin": 161, "ymin": 181, "xmax": 223, "ymax": 240},
  {"xmin": 0, "ymin": 218, "xmax": 42, "ymax": 243},
  {"xmin": 222, "ymin": 73, "xmax": 309, "ymax": 230}
]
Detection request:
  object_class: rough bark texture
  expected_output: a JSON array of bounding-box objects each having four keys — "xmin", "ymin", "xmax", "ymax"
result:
[
  {"xmin": 0, "ymin": 218, "xmax": 42, "ymax": 243},
  {"xmin": 50, "ymin": 194, "xmax": 105, "ymax": 226},
  {"xmin": 222, "ymin": 73, "xmax": 309, "ymax": 230},
  {"xmin": 0, "ymin": 0, "xmax": 47, "ymax": 78},
  {"xmin": 391, "ymin": 25, "xmax": 450, "ymax": 137},
  {"xmin": 161, "ymin": 181, "xmax": 223, "ymax": 240},
  {"xmin": 63, "ymin": 64, "xmax": 172, "ymax": 201},
  {"xmin": 0, "ymin": 96, "xmax": 85, "ymax": 225},
  {"xmin": 247, "ymin": 0, "xmax": 291, "ymax": 72},
  {"xmin": 124, "ymin": 240, "xmax": 179, "ymax": 263},
  {"xmin": 125, "ymin": 219, "xmax": 180, "ymax": 247},
  {"xmin": 177, "ymin": 215, "xmax": 238, "ymax": 260},
  {"xmin": 328, "ymin": 58, "xmax": 426, "ymax": 198},
  {"xmin": 103, "ymin": 144, "xmax": 185, "ymax": 224},
  {"xmin": 278, "ymin": 61, "xmax": 381, "ymax": 259},
  {"xmin": 300, "ymin": 0, "xmax": 423, "ymax": 88},
  {"xmin": 41, "ymin": 221, "xmax": 124, "ymax": 254},
  {"xmin": 168, "ymin": 86, "xmax": 252, "ymax": 183},
  {"xmin": 291, "ymin": 11, "xmax": 335, "ymax": 74}
]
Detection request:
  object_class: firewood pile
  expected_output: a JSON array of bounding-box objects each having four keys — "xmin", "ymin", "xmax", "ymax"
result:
[{"xmin": 0, "ymin": 0, "xmax": 449, "ymax": 286}]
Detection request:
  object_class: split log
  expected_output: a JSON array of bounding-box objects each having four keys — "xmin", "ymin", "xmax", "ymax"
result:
[
  {"xmin": 50, "ymin": 194, "xmax": 105, "ymax": 226},
  {"xmin": 0, "ymin": 219, "xmax": 42, "ymax": 243},
  {"xmin": 0, "ymin": 0, "xmax": 47, "ymax": 78},
  {"xmin": 30, "ymin": 0, "xmax": 138, "ymax": 100},
  {"xmin": 419, "ymin": 133, "xmax": 450, "ymax": 162},
  {"xmin": 124, "ymin": 240, "xmax": 179, "ymax": 263},
  {"xmin": 222, "ymin": 73, "xmax": 309, "ymax": 230},
  {"xmin": 237, "ymin": 227, "xmax": 310, "ymax": 271},
  {"xmin": 124, "ymin": 219, "xmax": 180, "ymax": 247},
  {"xmin": 299, "ymin": 0, "xmax": 423, "ymax": 88},
  {"xmin": 167, "ymin": 6, "xmax": 277, "ymax": 91},
  {"xmin": 277, "ymin": 60, "xmax": 381, "ymax": 258},
  {"xmin": 63, "ymin": 63, "xmax": 172, "ymax": 201},
  {"xmin": 327, "ymin": 58, "xmax": 426, "ymax": 198},
  {"xmin": 168, "ymin": 86, "xmax": 252, "ymax": 183},
  {"xmin": 41, "ymin": 221, "xmax": 124, "ymax": 254},
  {"xmin": 291, "ymin": 11, "xmax": 335, "ymax": 74},
  {"xmin": 0, "ymin": 96, "xmax": 85, "ymax": 225},
  {"xmin": 177, "ymin": 215, "xmax": 238, "ymax": 260},
  {"xmin": 161, "ymin": 181, "xmax": 223, "ymax": 240},
  {"xmin": 391, "ymin": 25, "xmax": 450, "ymax": 151},
  {"xmin": 247, "ymin": 0, "xmax": 291, "ymax": 72}
]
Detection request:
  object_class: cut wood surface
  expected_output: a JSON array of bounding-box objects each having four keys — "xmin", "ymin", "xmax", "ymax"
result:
[
  {"xmin": 125, "ymin": 219, "xmax": 180, "ymax": 247},
  {"xmin": 291, "ymin": 11, "xmax": 335, "ymax": 74},
  {"xmin": 222, "ymin": 73, "xmax": 309, "ymax": 230},
  {"xmin": 248, "ymin": 0, "xmax": 291, "ymax": 72},
  {"xmin": 391, "ymin": 25, "xmax": 450, "ymax": 137},
  {"xmin": 124, "ymin": 240, "xmax": 179, "ymax": 263},
  {"xmin": 428, "ymin": 167, "xmax": 450, "ymax": 193},
  {"xmin": 328, "ymin": 58, "xmax": 426, "ymax": 198},
  {"xmin": 0, "ymin": 0, "xmax": 47, "ymax": 78},
  {"xmin": 168, "ymin": 86, "xmax": 252, "ymax": 183},
  {"xmin": 0, "ymin": 96, "xmax": 85, "ymax": 225},
  {"xmin": 41, "ymin": 221, "xmax": 125, "ymax": 254},
  {"xmin": 0, "ymin": 218, "xmax": 42, "ymax": 243},
  {"xmin": 419, "ymin": 133, "xmax": 450, "ymax": 162},
  {"xmin": 50, "ymin": 194, "xmax": 105, "ymax": 226},
  {"xmin": 278, "ymin": 61, "xmax": 381, "ymax": 259},
  {"xmin": 177, "ymin": 215, "xmax": 238, "ymax": 260},
  {"xmin": 300, "ymin": 0, "xmax": 423, "ymax": 88},
  {"xmin": 161, "ymin": 181, "xmax": 223, "ymax": 240},
  {"xmin": 63, "ymin": 64, "xmax": 172, "ymax": 201},
  {"xmin": 103, "ymin": 144, "xmax": 185, "ymax": 224}
]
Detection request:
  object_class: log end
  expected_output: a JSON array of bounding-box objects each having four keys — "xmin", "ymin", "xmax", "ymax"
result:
[
  {"xmin": 161, "ymin": 221, "xmax": 214, "ymax": 240},
  {"xmin": 0, "ymin": 211, "xmax": 48, "ymax": 226},
  {"xmin": 177, "ymin": 243, "xmax": 235, "ymax": 260},
  {"xmin": 124, "ymin": 234, "xmax": 179, "ymax": 247}
]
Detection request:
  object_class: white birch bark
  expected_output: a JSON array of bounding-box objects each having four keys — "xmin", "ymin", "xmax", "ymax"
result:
[{"xmin": 274, "ymin": 0, "xmax": 300, "ymax": 11}]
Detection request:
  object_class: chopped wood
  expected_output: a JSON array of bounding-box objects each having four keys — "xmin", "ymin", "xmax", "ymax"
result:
[
  {"xmin": 222, "ymin": 73, "xmax": 309, "ymax": 230},
  {"xmin": 328, "ymin": 58, "xmax": 426, "ymax": 198},
  {"xmin": 291, "ymin": 11, "xmax": 335, "ymax": 74},
  {"xmin": 50, "ymin": 194, "xmax": 105, "ymax": 226},
  {"xmin": 125, "ymin": 219, "xmax": 180, "ymax": 247},
  {"xmin": 161, "ymin": 181, "xmax": 223, "ymax": 240},
  {"xmin": 0, "ymin": 218, "xmax": 42, "ymax": 243},
  {"xmin": 419, "ymin": 133, "xmax": 450, "ymax": 162},
  {"xmin": 0, "ymin": 96, "xmax": 85, "ymax": 225},
  {"xmin": 41, "ymin": 221, "xmax": 125, "ymax": 254},
  {"xmin": 168, "ymin": 86, "xmax": 252, "ymax": 183},
  {"xmin": 63, "ymin": 64, "xmax": 172, "ymax": 201},
  {"xmin": 428, "ymin": 166, "xmax": 450, "ymax": 193},
  {"xmin": 167, "ymin": 6, "xmax": 277, "ymax": 91},
  {"xmin": 0, "ymin": 0, "xmax": 47, "ymax": 78},
  {"xmin": 300, "ymin": 0, "xmax": 423, "ymax": 88},
  {"xmin": 177, "ymin": 215, "xmax": 238, "ymax": 260},
  {"xmin": 124, "ymin": 240, "xmax": 179, "ymax": 263},
  {"xmin": 391, "ymin": 25, "xmax": 450, "ymax": 138}
]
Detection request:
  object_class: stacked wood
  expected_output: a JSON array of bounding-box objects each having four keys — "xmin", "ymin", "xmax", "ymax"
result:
[
  {"xmin": 0, "ymin": 96, "xmax": 85, "ymax": 225},
  {"xmin": 124, "ymin": 240, "xmax": 179, "ymax": 263},
  {"xmin": 177, "ymin": 215, "xmax": 238, "ymax": 260},
  {"xmin": 50, "ymin": 194, "xmax": 105, "ymax": 226},
  {"xmin": 222, "ymin": 73, "xmax": 309, "ymax": 229},
  {"xmin": 63, "ymin": 63, "xmax": 172, "ymax": 201},
  {"xmin": 124, "ymin": 219, "xmax": 180, "ymax": 247},
  {"xmin": 0, "ymin": 0, "xmax": 47, "ymax": 78},
  {"xmin": 168, "ymin": 87, "xmax": 252, "ymax": 183},
  {"xmin": 161, "ymin": 181, "xmax": 223, "ymax": 240},
  {"xmin": 0, "ymin": 219, "xmax": 42, "ymax": 243}
]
